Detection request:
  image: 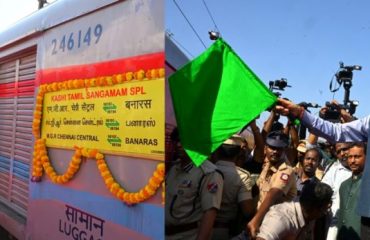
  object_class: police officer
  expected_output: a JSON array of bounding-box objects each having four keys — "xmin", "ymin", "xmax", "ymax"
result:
[
  {"xmin": 211, "ymin": 135, "xmax": 255, "ymax": 240},
  {"xmin": 165, "ymin": 129, "xmax": 224, "ymax": 240},
  {"xmin": 247, "ymin": 131, "xmax": 297, "ymax": 238},
  {"xmin": 257, "ymin": 181, "xmax": 333, "ymax": 240}
]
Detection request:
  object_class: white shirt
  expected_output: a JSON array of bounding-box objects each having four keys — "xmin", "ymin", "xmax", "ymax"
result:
[
  {"xmin": 257, "ymin": 201, "xmax": 314, "ymax": 240},
  {"xmin": 321, "ymin": 161, "xmax": 351, "ymax": 223}
]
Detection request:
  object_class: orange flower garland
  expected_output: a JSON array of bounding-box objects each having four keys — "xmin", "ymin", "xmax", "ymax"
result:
[
  {"xmin": 96, "ymin": 155, "xmax": 165, "ymax": 205},
  {"xmin": 32, "ymin": 140, "xmax": 83, "ymax": 184},
  {"xmin": 31, "ymin": 68, "xmax": 165, "ymax": 204}
]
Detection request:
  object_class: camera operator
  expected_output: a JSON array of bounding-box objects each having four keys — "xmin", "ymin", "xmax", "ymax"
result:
[
  {"xmin": 320, "ymin": 100, "xmax": 355, "ymax": 123},
  {"xmin": 262, "ymin": 109, "xmax": 284, "ymax": 140},
  {"xmin": 276, "ymin": 98, "xmax": 370, "ymax": 240},
  {"xmin": 262, "ymin": 109, "xmax": 304, "ymax": 166}
]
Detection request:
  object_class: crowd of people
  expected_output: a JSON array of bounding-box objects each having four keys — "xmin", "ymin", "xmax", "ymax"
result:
[{"xmin": 165, "ymin": 98, "xmax": 369, "ymax": 240}]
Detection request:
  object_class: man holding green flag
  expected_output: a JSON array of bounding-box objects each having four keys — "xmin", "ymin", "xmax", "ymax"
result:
[{"xmin": 169, "ymin": 38, "xmax": 276, "ymax": 167}]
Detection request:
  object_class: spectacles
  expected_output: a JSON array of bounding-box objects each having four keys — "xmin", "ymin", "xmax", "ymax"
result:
[{"xmin": 336, "ymin": 148, "xmax": 349, "ymax": 154}]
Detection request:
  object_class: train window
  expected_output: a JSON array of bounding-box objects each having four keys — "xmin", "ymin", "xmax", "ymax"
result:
[{"xmin": 0, "ymin": 51, "xmax": 36, "ymax": 217}]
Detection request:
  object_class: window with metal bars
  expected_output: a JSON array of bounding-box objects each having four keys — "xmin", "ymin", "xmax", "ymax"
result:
[{"xmin": 0, "ymin": 51, "xmax": 36, "ymax": 217}]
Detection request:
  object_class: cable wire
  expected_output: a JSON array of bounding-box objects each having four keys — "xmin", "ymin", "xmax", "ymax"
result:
[
  {"xmin": 166, "ymin": 30, "xmax": 195, "ymax": 58},
  {"xmin": 172, "ymin": 0, "xmax": 207, "ymax": 49},
  {"xmin": 201, "ymin": 0, "xmax": 221, "ymax": 34}
]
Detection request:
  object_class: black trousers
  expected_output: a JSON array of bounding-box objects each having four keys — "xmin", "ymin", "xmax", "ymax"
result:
[{"xmin": 361, "ymin": 216, "xmax": 370, "ymax": 240}]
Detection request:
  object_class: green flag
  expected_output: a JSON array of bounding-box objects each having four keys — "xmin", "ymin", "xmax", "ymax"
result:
[{"xmin": 169, "ymin": 38, "xmax": 276, "ymax": 166}]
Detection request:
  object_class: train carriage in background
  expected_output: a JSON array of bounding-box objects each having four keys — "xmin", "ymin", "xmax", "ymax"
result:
[{"xmin": 0, "ymin": 0, "xmax": 165, "ymax": 239}]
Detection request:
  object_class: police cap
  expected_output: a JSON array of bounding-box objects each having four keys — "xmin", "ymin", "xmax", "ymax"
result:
[{"xmin": 266, "ymin": 131, "xmax": 289, "ymax": 148}]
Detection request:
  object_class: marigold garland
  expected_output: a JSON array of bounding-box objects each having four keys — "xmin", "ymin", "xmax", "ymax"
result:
[{"xmin": 31, "ymin": 68, "xmax": 165, "ymax": 204}]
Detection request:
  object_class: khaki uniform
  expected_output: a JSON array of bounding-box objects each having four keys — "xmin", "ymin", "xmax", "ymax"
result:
[
  {"xmin": 257, "ymin": 161, "xmax": 296, "ymax": 208},
  {"xmin": 165, "ymin": 160, "xmax": 224, "ymax": 240},
  {"xmin": 212, "ymin": 160, "xmax": 253, "ymax": 240},
  {"xmin": 257, "ymin": 201, "xmax": 314, "ymax": 240}
]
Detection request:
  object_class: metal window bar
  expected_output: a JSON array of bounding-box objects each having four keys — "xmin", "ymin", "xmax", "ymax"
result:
[{"xmin": 0, "ymin": 52, "xmax": 35, "ymax": 217}]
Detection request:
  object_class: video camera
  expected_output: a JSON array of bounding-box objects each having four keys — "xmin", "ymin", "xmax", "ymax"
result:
[
  {"xmin": 321, "ymin": 101, "xmax": 359, "ymax": 122},
  {"xmin": 320, "ymin": 102, "xmax": 344, "ymax": 123},
  {"xmin": 269, "ymin": 78, "xmax": 291, "ymax": 97},
  {"xmin": 298, "ymin": 102, "xmax": 321, "ymax": 110},
  {"xmin": 322, "ymin": 62, "xmax": 362, "ymax": 122},
  {"xmin": 335, "ymin": 62, "xmax": 362, "ymax": 84},
  {"xmin": 267, "ymin": 78, "xmax": 291, "ymax": 129}
]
